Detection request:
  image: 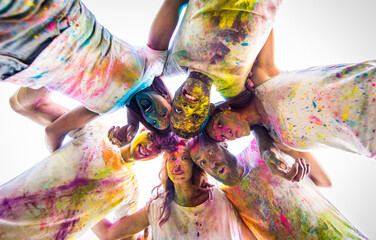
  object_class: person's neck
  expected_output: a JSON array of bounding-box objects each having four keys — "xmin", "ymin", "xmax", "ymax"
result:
[
  {"xmin": 120, "ymin": 145, "xmax": 133, "ymax": 163},
  {"xmin": 240, "ymin": 98, "xmax": 265, "ymax": 125},
  {"xmin": 174, "ymin": 182, "xmax": 202, "ymax": 207}
]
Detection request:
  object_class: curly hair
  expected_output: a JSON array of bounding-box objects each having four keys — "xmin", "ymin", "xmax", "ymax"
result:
[
  {"xmin": 147, "ymin": 140, "xmax": 213, "ymax": 228},
  {"xmin": 153, "ymin": 132, "xmax": 181, "ymax": 153}
]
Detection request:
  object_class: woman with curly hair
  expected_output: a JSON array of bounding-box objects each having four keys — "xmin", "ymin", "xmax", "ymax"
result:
[{"xmin": 92, "ymin": 139, "xmax": 254, "ymax": 239}]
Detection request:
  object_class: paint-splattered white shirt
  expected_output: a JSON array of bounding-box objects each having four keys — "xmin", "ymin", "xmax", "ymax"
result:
[
  {"xmin": 0, "ymin": 122, "xmax": 139, "ymax": 239},
  {"xmin": 4, "ymin": 2, "xmax": 165, "ymax": 114},
  {"xmin": 147, "ymin": 187, "xmax": 243, "ymax": 240},
  {"xmin": 254, "ymin": 60, "xmax": 376, "ymax": 157}
]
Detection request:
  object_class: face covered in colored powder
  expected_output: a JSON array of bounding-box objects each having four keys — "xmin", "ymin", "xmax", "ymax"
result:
[
  {"xmin": 187, "ymin": 134, "xmax": 245, "ymax": 186},
  {"xmin": 171, "ymin": 75, "xmax": 213, "ymax": 138},
  {"xmin": 130, "ymin": 131, "xmax": 161, "ymax": 161},
  {"xmin": 135, "ymin": 90, "xmax": 171, "ymax": 130},
  {"xmin": 206, "ymin": 108, "xmax": 250, "ymax": 141},
  {"xmin": 165, "ymin": 145, "xmax": 194, "ymax": 184}
]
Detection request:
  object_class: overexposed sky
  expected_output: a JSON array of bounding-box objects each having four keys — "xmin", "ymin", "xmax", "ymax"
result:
[{"xmin": 0, "ymin": 0, "xmax": 375, "ymax": 239}]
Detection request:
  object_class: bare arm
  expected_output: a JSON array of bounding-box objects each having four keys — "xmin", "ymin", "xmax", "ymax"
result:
[
  {"xmin": 273, "ymin": 142, "xmax": 332, "ymax": 187},
  {"xmin": 240, "ymin": 218, "xmax": 257, "ymax": 240},
  {"xmin": 45, "ymin": 106, "xmax": 99, "ymax": 152},
  {"xmin": 92, "ymin": 207, "xmax": 149, "ymax": 240},
  {"xmin": 248, "ymin": 29, "xmax": 280, "ymax": 87},
  {"xmin": 147, "ymin": 0, "xmax": 188, "ymax": 50}
]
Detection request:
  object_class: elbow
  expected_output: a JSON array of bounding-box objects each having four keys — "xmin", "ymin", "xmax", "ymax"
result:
[
  {"xmin": 310, "ymin": 175, "xmax": 332, "ymax": 188},
  {"xmin": 9, "ymin": 92, "xmax": 25, "ymax": 114}
]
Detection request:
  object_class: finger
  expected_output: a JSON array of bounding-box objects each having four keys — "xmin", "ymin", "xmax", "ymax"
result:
[
  {"xmin": 300, "ymin": 158, "xmax": 308, "ymax": 179},
  {"xmin": 285, "ymin": 162, "xmax": 299, "ymax": 181},
  {"xmin": 293, "ymin": 159, "xmax": 305, "ymax": 182},
  {"xmin": 113, "ymin": 138, "xmax": 122, "ymax": 148},
  {"xmin": 108, "ymin": 126, "xmax": 115, "ymax": 138},
  {"xmin": 306, "ymin": 163, "xmax": 311, "ymax": 177},
  {"xmin": 246, "ymin": 78, "xmax": 255, "ymax": 89}
]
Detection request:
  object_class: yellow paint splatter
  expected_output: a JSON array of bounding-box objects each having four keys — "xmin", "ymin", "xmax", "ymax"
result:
[
  {"xmin": 306, "ymin": 126, "xmax": 310, "ymax": 131},
  {"xmin": 343, "ymin": 106, "xmax": 350, "ymax": 121},
  {"xmin": 301, "ymin": 141, "xmax": 305, "ymax": 147},
  {"xmin": 26, "ymin": 1, "xmax": 36, "ymax": 7}
]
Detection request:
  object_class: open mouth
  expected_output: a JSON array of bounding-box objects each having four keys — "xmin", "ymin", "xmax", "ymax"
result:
[
  {"xmin": 140, "ymin": 99, "xmax": 152, "ymax": 113},
  {"xmin": 182, "ymin": 87, "xmax": 198, "ymax": 102},
  {"xmin": 138, "ymin": 144, "xmax": 149, "ymax": 157},
  {"xmin": 173, "ymin": 169, "xmax": 184, "ymax": 175}
]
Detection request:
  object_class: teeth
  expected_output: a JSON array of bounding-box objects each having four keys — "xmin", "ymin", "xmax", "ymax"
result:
[
  {"xmin": 139, "ymin": 145, "xmax": 148, "ymax": 156},
  {"xmin": 185, "ymin": 93, "xmax": 196, "ymax": 101}
]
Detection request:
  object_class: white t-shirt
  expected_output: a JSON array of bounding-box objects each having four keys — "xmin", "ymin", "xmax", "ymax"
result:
[{"xmin": 147, "ymin": 187, "xmax": 243, "ymax": 240}]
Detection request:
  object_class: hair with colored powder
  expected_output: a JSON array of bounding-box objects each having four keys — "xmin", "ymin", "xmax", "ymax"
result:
[
  {"xmin": 147, "ymin": 139, "xmax": 213, "ymax": 228},
  {"xmin": 153, "ymin": 132, "xmax": 180, "ymax": 153},
  {"xmin": 127, "ymin": 76, "xmax": 173, "ymax": 136}
]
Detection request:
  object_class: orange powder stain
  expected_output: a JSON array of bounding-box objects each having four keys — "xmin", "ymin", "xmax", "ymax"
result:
[{"xmin": 101, "ymin": 145, "xmax": 123, "ymax": 171}]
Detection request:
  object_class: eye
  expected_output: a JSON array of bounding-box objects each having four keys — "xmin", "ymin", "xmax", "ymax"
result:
[
  {"xmin": 200, "ymin": 160, "xmax": 207, "ymax": 166},
  {"xmin": 208, "ymin": 149, "xmax": 213, "ymax": 155},
  {"xmin": 175, "ymin": 107, "xmax": 182, "ymax": 113},
  {"xmin": 218, "ymin": 120, "xmax": 222, "ymax": 128},
  {"xmin": 182, "ymin": 155, "xmax": 189, "ymax": 161},
  {"xmin": 218, "ymin": 166, "xmax": 225, "ymax": 175},
  {"xmin": 152, "ymin": 120, "xmax": 157, "ymax": 125},
  {"xmin": 147, "ymin": 132, "xmax": 155, "ymax": 139},
  {"xmin": 169, "ymin": 157, "xmax": 176, "ymax": 161},
  {"xmin": 221, "ymin": 135, "xmax": 226, "ymax": 141},
  {"xmin": 192, "ymin": 113, "xmax": 200, "ymax": 120}
]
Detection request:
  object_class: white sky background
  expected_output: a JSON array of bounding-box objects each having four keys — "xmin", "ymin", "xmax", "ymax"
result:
[{"xmin": 0, "ymin": 0, "xmax": 375, "ymax": 239}]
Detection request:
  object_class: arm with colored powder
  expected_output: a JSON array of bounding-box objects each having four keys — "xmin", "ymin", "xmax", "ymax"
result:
[
  {"xmin": 92, "ymin": 207, "xmax": 149, "ymax": 240},
  {"xmin": 45, "ymin": 106, "xmax": 99, "ymax": 152},
  {"xmin": 252, "ymin": 125, "xmax": 311, "ymax": 182}
]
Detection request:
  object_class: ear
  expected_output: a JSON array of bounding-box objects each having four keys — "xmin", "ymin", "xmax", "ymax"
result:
[{"xmin": 209, "ymin": 103, "xmax": 215, "ymax": 116}]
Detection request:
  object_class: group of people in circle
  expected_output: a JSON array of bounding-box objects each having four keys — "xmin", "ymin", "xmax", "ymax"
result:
[{"xmin": 0, "ymin": 0, "xmax": 374, "ymax": 239}]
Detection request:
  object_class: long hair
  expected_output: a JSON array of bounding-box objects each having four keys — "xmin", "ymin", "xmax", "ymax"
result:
[
  {"xmin": 127, "ymin": 76, "xmax": 173, "ymax": 136},
  {"xmin": 148, "ymin": 140, "xmax": 213, "ymax": 228}
]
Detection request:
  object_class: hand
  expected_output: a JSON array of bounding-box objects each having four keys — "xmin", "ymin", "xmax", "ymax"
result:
[
  {"xmin": 108, "ymin": 125, "xmax": 138, "ymax": 147},
  {"xmin": 245, "ymin": 72, "xmax": 255, "ymax": 90},
  {"xmin": 262, "ymin": 149, "xmax": 311, "ymax": 182}
]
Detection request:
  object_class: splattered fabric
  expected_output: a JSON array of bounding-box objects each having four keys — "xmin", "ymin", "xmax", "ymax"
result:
[
  {"xmin": 221, "ymin": 140, "xmax": 367, "ymax": 240},
  {"xmin": 254, "ymin": 60, "xmax": 376, "ymax": 157},
  {"xmin": 147, "ymin": 188, "xmax": 243, "ymax": 240},
  {"xmin": 0, "ymin": 123, "xmax": 139, "ymax": 240},
  {"xmin": 165, "ymin": 0, "xmax": 282, "ymax": 98},
  {"xmin": 1, "ymin": 0, "xmax": 165, "ymax": 114}
]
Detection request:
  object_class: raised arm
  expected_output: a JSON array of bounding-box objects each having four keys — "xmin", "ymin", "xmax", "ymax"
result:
[
  {"xmin": 92, "ymin": 207, "xmax": 149, "ymax": 240},
  {"xmin": 45, "ymin": 106, "xmax": 99, "ymax": 152},
  {"xmin": 147, "ymin": 0, "xmax": 188, "ymax": 50},
  {"xmin": 251, "ymin": 125, "xmax": 310, "ymax": 182},
  {"xmin": 248, "ymin": 29, "xmax": 280, "ymax": 87},
  {"xmin": 273, "ymin": 142, "xmax": 332, "ymax": 187}
]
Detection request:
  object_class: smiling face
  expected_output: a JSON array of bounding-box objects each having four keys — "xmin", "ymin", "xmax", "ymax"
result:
[
  {"xmin": 206, "ymin": 109, "xmax": 250, "ymax": 141},
  {"xmin": 165, "ymin": 145, "xmax": 194, "ymax": 184},
  {"xmin": 135, "ymin": 90, "xmax": 171, "ymax": 130},
  {"xmin": 188, "ymin": 135, "xmax": 244, "ymax": 186},
  {"xmin": 130, "ymin": 131, "xmax": 161, "ymax": 161},
  {"xmin": 171, "ymin": 76, "xmax": 212, "ymax": 138}
]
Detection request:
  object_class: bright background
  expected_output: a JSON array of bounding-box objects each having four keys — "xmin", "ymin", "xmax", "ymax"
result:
[{"xmin": 0, "ymin": 0, "xmax": 375, "ymax": 239}]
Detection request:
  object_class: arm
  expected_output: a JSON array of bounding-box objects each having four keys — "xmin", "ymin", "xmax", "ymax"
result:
[
  {"xmin": 252, "ymin": 125, "xmax": 310, "ymax": 182},
  {"xmin": 45, "ymin": 106, "xmax": 99, "ymax": 152},
  {"xmin": 240, "ymin": 218, "xmax": 257, "ymax": 240},
  {"xmin": 92, "ymin": 207, "xmax": 149, "ymax": 240},
  {"xmin": 147, "ymin": 0, "xmax": 188, "ymax": 50},
  {"xmin": 273, "ymin": 142, "xmax": 332, "ymax": 187},
  {"xmin": 248, "ymin": 29, "xmax": 280, "ymax": 87}
]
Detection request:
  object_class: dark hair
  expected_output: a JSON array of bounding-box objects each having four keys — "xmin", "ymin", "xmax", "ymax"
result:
[
  {"xmin": 153, "ymin": 132, "xmax": 181, "ymax": 153},
  {"xmin": 127, "ymin": 76, "xmax": 173, "ymax": 136},
  {"xmin": 148, "ymin": 140, "xmax": 213, "ymax": 228},
  {"xmin": 204, "ymin": 90, "xmax": 254, "ymax": 142}
]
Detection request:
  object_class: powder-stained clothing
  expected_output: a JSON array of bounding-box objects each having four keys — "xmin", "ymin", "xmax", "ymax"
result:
[
  {"xmin": 0, "ymin": 123, "xmax": 139, "ymax": 240},
  {"xmin": 254, "ymin": 60, "xmax": 376, "ymax": 157},
  {"xmin": 165, "ymin": 0, "xmax": 282, "ymax": 98},
  {"xmin": 1, "ymin": 0, "xmax": 165, "ymax": 114},
  {"xmin": 147, "ymin": 188, "xmax": 243, "ymax": 240},
  {"xmin": 221, "ymin": 140, "xmax": 367, "ymax": 240}
]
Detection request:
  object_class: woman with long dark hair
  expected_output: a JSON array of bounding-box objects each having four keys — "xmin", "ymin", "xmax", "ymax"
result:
[{"xmin": 92, "ymin": 139, "xmax": 254, "ymax": 239}]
